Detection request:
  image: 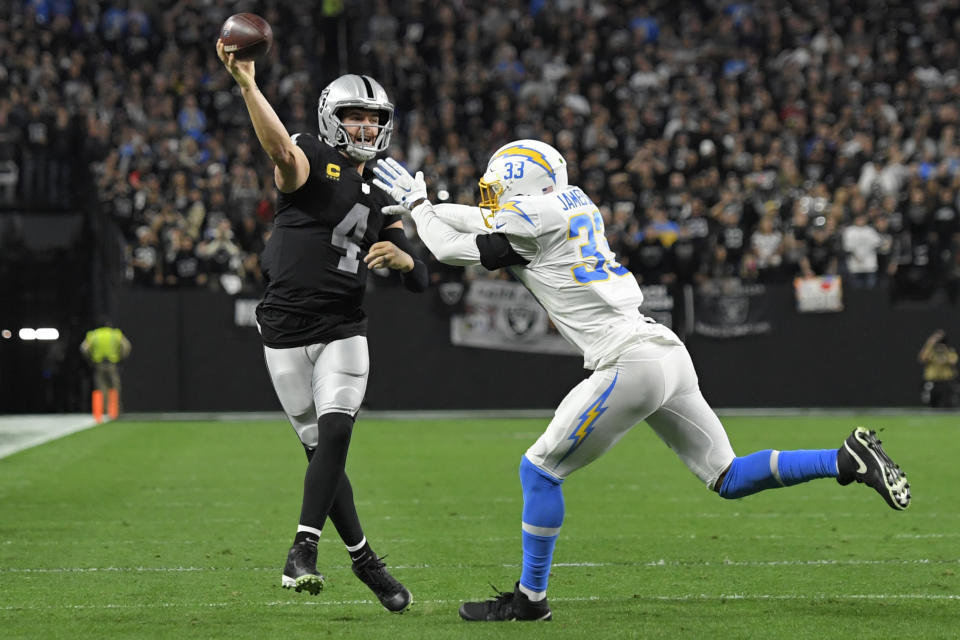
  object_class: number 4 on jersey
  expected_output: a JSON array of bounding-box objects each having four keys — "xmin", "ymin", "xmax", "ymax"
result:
[
  {"xmin": 568, "ymin": 210, "xmax": 629, "ymax": 284},
  {"xmin": 332, "ymin": 204, "xmax": 369, "ymax": 274}
]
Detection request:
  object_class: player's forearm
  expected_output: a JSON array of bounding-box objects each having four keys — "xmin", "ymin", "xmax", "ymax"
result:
[
  {"xmin": 410, "ymin": 202, "xmax": 481, "ymax": 266},
  {"xmin": 379, "ymin": 226, "xmax": 429, "ymax": 291},
  {"xmin": 433, "ymin": 203, "xmax": 491, "ymax": 234},
  {"xmin": 239, "ymin": 86, "xmax": 297, "ymax": 168}
]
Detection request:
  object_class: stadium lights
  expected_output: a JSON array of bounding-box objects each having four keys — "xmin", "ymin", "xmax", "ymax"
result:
[
  {"xmin": 1, "ymin": 329, "xmax": 11, "ymax": 339},
  {"xmin": 17, "ymin": 328, "xmax": 60, "ymax": 341}
]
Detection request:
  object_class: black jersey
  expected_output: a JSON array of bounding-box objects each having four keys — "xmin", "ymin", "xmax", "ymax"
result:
[{"xmin": 257, "ymin": 133, "xmax": 401, "ymax": 348}]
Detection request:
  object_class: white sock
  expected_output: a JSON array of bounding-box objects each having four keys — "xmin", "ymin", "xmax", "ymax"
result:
[
  {"xmin": 518, "ymin": 582, "xmax": 547, "ymax": 602},
  {"xmin": 297, "ymin": 524, "xmax": 322, "ymax": 538},
  {"xmin": 345, "ymin": 536, "xmax": 367, "ymax": 553}
]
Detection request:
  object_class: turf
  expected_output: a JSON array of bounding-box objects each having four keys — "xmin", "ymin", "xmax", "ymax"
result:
[{"xmin": 0, "ymin": 414, "xmax": 957, "ymax": 639}]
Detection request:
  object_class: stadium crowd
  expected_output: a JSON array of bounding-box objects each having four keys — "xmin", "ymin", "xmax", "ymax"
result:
[{"xmin": 3, "ymin": 0, "xmax": 960, "ymax": 302}]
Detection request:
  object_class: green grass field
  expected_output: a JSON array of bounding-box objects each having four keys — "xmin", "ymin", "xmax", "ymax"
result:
[{"xmin": 1, "ymin": 414, "xmax": 957, "ymax": 639}]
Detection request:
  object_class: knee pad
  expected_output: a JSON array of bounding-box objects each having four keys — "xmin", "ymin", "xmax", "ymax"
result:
[
  {"xmin": 290, "ymin": 413, "xmax": 319, "ymax": 448},
  {"xmin": 273, "ymin": 369, "xmax": 315, "ymax": 417},
  {"xmin": 315, "ymin": 371, "xmax": 367, "ymax": 416}
]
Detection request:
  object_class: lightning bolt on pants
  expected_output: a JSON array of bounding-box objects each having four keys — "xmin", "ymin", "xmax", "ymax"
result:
[{"xmin": 524, "ymin": 339, "xmax": 736, "ymax": 488}]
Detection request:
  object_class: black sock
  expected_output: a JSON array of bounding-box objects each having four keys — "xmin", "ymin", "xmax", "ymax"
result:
[
  {"xmin": 303, "ymin": 444, "xmax": 315, "ymax": 462},
  {"xmin": 329, "ymin": 471, "xmax": 365, "ymax": 549},
  {"xmin": 349, "ymin": 540, "xmax": 374, "ymax": 564},
  {"xmin": 299, "ymin": 412, "xmax": 354, "ymax": 532},
  {"xmin": 294, "ymin": 531, "xmax": 319, "ymax": 546}
]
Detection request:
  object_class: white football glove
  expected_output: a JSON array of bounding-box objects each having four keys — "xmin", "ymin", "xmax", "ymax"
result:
[
  {"xmin": 372, "ymin": 157, "xmax": 427, "ymax": 211},
  {"xmin": 381, "ymin": 204, "xmax": 411, "ymax": 217}
]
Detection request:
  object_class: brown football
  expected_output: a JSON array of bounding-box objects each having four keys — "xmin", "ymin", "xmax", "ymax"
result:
[{"xmin": 219, "ymin": 13, "xmax": 273, "ymax": 61}]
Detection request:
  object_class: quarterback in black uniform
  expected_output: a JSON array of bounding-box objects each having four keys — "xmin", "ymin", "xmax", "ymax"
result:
[{"xmin": 217, "ymin": 40, "xmax": 425, "ymax": 613}]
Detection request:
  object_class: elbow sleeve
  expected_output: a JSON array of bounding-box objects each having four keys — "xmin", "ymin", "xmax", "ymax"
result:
[
  {"xmin": 401, "ymin": 259, "xmax": 428, "ymax": 292},
  {"xmin": 476, "ymin": 233, "xmax": 529, "ymax": 271}
]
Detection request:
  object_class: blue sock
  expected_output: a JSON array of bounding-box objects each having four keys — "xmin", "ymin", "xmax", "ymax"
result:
[
  {"xmin": 777, "ymin": 449, "xmax": 839, "ymax": 485},
  {"xmin": 519, "ymin": 455, "xmax": 564, "ymax": 594},
  {"xmin": 719, "ymin": 449, "xmax": 839, "ymax": 499}
]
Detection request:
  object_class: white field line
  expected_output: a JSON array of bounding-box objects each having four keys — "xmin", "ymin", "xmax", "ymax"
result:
[
  {"xmin": 4, "ymin": 532, "xmax": 958, "ymax": 548},
  {"xmin": 3, "ymin": 593, "xmax": 960, "ymax": 612},
  {"xmin": 2, "ymin": 558, "xmax": 958, "ymax": 574},
  {"xmin": 0, "ymin": 414, "xmax": 102, "ymax": 459}
]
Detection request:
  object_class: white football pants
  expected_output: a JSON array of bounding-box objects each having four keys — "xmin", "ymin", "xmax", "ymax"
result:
[
  {"xmin": 525, "ymin": 334, "xmax": 736, "ymax": 490},
  {"xmin": 263, "ymin": 335, "xmax": 369, "ymax": 448}
]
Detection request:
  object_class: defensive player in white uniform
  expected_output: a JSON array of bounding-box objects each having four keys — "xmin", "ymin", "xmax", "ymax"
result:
[{"xmin": 372, "ymin": 140, "xmax": 911, "ymax": 622}]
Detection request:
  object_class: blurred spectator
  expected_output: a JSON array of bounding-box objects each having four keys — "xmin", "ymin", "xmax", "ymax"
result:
[
  {"xmin": 670, "ymin": 225, "xmax": 702, "ymax": 286},
  {"xmin": 802, "ymin": 220, "xmax": 840, "ymax": 278},
  {"xmin": 750, "ymin": 216, "xmax": 784, "ymax": 282},
  {"xmin": 842, "ymin": 213, "xmax": 883, "ymax": 289},
  {"xmin": 197, "ymin": 219, "xmax": 242, "ymax": 289},
  {"xmin": 0, "ymin": 101, "xmax": 21, "ymax": 204},
  {"xmin": 165, "ymin": 229, "xmax": 206, "ymax": 288},
  {"xmin": 1, "ymin": 0, "xmax": 959, "ymax": 308},
  {"xmin": 20, "ymin": 102, "xmax": 50, "ymax": 203},
  {"xmin": 917, "ymin": 330, "xmax": 959, "ymax": 408},
  {"xmin": 629, "ymin": 222, "xmax": 674, "ymax": 286},
  {"xmin": 129, "ymin": 225, "xmax": 162, "ymax": 286},
  {"xmin": 699, "ymin": 243, "xmax": 738, "ymax": 283}
]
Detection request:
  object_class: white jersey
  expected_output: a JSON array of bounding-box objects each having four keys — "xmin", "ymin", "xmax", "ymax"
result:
[
  {"xmin": 416, "ymin": 186, "xmax": 732, "ymax": 490},
  {"xmin": 433, "ymin": 187, "xmax": 682, "ymax": 369}
]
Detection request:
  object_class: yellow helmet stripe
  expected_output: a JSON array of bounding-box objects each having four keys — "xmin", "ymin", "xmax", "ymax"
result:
[{"xmin": 493, "ymin": 145, "xmax": 558, "ymax": 182}]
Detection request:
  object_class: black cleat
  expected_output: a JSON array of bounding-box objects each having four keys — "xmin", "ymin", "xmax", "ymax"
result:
[
  {"xmin": 352, "ymin": 552, "xmax": 412, "ymax": 613},
  {"xmin": 459, "ymin": 582, "xmax": 552, "ymax": 621},
  {"xmin": 837, "ymin": 427, "xmax": 911, "ymax": 510},
  {"xmin": 281, "ymin": 540, "xmax": 324, "ymax": 595}
]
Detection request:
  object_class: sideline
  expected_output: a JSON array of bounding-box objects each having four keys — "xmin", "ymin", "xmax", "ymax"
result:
[{"xmin": 0, "ymin": 414, "xmax": 102, "ymax": 460}]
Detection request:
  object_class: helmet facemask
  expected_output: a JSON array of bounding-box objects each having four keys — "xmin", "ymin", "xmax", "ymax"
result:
[
  {"xmin": 477, "ymin": 176, "xmax": 505, "ymax": 228},
  {"xmin": 317, "ymin": 75, "xmax": 394, "ymax": 163},
  {"xmin": 477, "ymin": 140, "xmax": 568, "ymax": 227},
  {"xmin": 327, "ymin": 107, "xmax": 393, "ymax": 162}
]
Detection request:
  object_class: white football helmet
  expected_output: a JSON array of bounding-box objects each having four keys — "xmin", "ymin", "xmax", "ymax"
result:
[
  {"xmin": 478, "ymin": 140, "xmax": 568, "ymax": 221},
  {"xmin": 317, "ymin": 74, "xmax": 394, "ymax": 162}
]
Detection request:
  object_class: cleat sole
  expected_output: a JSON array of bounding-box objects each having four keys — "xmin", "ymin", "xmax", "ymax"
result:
[
  {"xmin": 851, "ymin": 427, "xmax": 911, "ymax": 511},
  {"xmin": 281, "ymin": 573, "xmax": 324, "ymax": 595}
]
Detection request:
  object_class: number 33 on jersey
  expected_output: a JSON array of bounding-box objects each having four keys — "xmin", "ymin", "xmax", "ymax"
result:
[{"xmin": 491, "ymin": 186, "xmax": 645, "ymax": 368}]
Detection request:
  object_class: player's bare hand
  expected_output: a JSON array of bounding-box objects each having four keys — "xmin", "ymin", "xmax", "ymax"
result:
[
  {"xmin": 364, "ymin": 241, "xmax": 414, "ymax": 272},
  {"xmin": 216, "ymin": 38, "xmax": 256, "ymax": 89}
]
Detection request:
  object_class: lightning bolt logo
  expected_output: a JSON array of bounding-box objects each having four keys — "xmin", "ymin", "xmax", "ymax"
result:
[
  {"xmin": 497, "ymin": 200, "xmax": 535, "ymax": 226},
  {"xmin": 557, "ymin": 372, "xmax": 619, "ymax": 466},
  {"xmin": 493, "ymin": 145, "xmax": 558, "ymax": 182}
]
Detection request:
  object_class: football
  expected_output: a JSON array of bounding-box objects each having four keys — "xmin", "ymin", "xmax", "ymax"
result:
[{"xmin": 219, "ymin": 13, "xmax": 273, "ymax": 61}]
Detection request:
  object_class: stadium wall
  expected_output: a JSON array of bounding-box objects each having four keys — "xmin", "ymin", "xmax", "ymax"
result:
[{"xmin": 116, "ymin": 287, "xmax": 954, "ymax": 411}]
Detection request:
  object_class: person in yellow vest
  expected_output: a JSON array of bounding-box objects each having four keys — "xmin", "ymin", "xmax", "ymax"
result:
[
  {"xmin": 918, "ymin": 329, "xmax": 959, "ymax": 408},
  {"xmin": 80, "ymin": 320, "xmax": 132, "ymax": 421}
]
